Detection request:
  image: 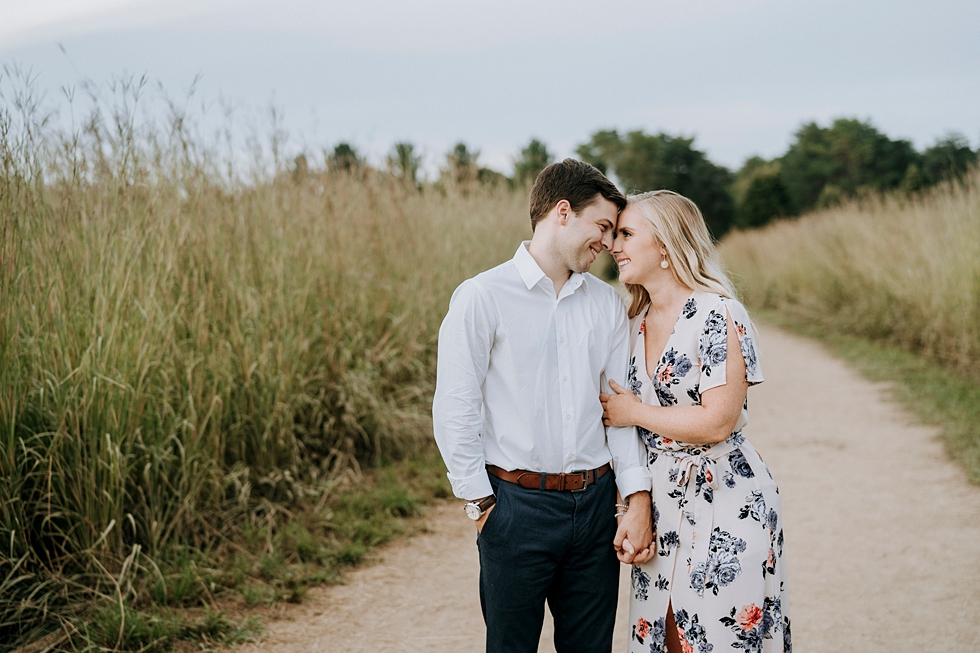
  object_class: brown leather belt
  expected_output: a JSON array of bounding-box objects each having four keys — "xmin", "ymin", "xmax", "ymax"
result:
[{"xmin": 487, "ymin": 463, "xmax": 612, "ymax": 492}]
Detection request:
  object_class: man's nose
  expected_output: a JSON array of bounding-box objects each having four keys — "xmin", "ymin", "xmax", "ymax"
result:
[{"xmin": 602, "ymin": 230, "xmax": 615, "ymax": 251}]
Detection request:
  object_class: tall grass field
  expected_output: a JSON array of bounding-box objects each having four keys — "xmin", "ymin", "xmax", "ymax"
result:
[
  {"xmin": 0, "ymin": 80, "xmax": 529, "ymax": 648},
  {"xmin": 3, "ymin": 71, "xmax": 978, "ymax": 649},
  {"xmin": 720, "ymin": 170, "xmax": 980, "ymax": 481}
]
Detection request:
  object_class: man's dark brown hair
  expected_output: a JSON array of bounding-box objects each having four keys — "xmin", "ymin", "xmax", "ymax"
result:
[{"xmin": 528, "ymin": 158, "xmax": 626, "ymax": 231}]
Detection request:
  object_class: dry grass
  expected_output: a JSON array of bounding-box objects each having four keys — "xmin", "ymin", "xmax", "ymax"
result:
[
  {"xmin": 0, "ymin": 72, "xmax": 529, "ymax": 648},
  {"xmin": 720, "ymin": 170, "xmax": 980, "ymax": 376}
]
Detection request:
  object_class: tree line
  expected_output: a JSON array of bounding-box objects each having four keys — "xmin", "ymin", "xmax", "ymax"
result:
[
  {"xmin": 301, "ymin": 138, "xmax": 553, "ymax": 189},
  {"xmin": 308, "ymin": 118, "xmax": 978, "ymax": 238}
]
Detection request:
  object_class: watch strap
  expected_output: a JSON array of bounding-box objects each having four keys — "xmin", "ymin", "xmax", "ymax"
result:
[{"xmin": 475, "ymin": 494, "xmax": 496, "ymax": 511}]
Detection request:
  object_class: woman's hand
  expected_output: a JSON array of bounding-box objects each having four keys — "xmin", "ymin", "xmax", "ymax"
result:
[{"xmin": 600, "ymin": 379, "xmax": 642, "ymax": 427}]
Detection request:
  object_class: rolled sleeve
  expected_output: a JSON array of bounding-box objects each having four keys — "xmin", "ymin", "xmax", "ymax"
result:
[
  {"xmin": 611, "ymin": 449, "xmax": 652, "ymax": 499},
  {"xmin": 447, "ymin": 468, "xmax": 494, "ymax": 501}
]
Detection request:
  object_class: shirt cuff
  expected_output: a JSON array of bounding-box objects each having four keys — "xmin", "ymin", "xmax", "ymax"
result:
[
  {"xmin": 614, "ymin": 466, "xmax": 652, "ymax": 500},
  {"xmin": 447, "ymin": 469, "xmax": 494, "ymax": 501}
]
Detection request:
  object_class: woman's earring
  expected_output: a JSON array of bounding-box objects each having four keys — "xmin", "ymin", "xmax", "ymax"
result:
[{"xmin": 660, "ymin": 252, "xmax": 669, "ymax": 269}]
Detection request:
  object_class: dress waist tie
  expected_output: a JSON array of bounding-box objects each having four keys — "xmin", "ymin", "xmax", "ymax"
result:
[{"xmin": 664, "ymin": 438, "xmax": 737, "ymax": 590}]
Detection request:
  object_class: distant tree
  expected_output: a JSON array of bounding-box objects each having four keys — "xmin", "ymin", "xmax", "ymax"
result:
[
  {"xmin": 477, "ymin": 167, "xmax": 508, "ymax": 186},
  {"xmin": 731, "ymin": 157, "xmax": 781, "ymax": 207},
  {"xmin": 387, "ymin": 141, "xmax": 422, "ymax": 186},
  {"xmin": 328, "ymin": 142, "xmax": 361, "ymax": 172},
  {"xmin": 921, "ymin": 133, "xmax": 977, "ymax": 185},
  {"xmin": 900, "ymin": 163, "xmax": 925, "ymax": 193},
  {"xmin": 780, "ymin": 118, "xmax": 919, "ymax": 212},
  {"xmin": 442, "ymin": 142, "xmax": 505, "ymax": 186},
  {"xmin": 575, "ymin": 129, "xmax": 623, "ymax": 175},
  {"xmin": 737, "ymin": 174, "xmax": 793, "ymax": 228},
  {"xmin": 291, "ymin": 153, "xmax": 309, "ymax": 183},
  {"xmin": 513, "ymin": 138, "xmax": 554, "ymax": 185},
  {"xmin": 444, "ymin": 142, "xmax": 479, "ymax": 183},
  {"xmin": 577, "ymin": 129, "xmax": 736, "ymax": 238}
]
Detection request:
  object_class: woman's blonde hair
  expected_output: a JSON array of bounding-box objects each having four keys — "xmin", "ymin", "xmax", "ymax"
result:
[{"xmin": 624, "ymin": 190, "xmax": 737, "ymax": 318}]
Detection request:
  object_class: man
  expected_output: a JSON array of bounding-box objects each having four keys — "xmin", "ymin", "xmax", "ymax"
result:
[{"xmin": 432, "ymin": 158, "xmax": 653, "ymax": 653}]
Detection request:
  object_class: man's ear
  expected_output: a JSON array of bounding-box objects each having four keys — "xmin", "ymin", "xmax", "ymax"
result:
[{"xmin": 554, "ymin": 199, "xmax": 572, "ymax": 226}]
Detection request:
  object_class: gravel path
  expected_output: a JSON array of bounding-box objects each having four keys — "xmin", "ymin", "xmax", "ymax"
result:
[{"xmin": 238, "ymin": 325, "xmax": 980, "ymax": 652}]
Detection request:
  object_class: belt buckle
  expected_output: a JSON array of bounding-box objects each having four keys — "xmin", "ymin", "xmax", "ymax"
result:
[{"xmin": 569, "ymin": 469, "xmax": 589, "ymax": 493}]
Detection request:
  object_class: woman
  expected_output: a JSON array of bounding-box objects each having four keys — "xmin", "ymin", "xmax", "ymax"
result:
[{"xmin": 600, "ymin": 191, "xmax": 791, "ymax": 653}]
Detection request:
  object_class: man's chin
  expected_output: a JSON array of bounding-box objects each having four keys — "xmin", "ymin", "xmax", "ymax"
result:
[{"xmin": 577, "ymin": 251, "xmax": 599, "ymax": 274}]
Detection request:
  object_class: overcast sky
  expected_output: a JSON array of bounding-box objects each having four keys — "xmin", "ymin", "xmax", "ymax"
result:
[{"xmin": 1, "ymin": 0, "xmax": 978, "ymax": 174}]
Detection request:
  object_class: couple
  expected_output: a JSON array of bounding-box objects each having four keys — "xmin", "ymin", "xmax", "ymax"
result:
[{"xmin": 433, "ymin": 159, "xmax": 791, "ymax": 653}]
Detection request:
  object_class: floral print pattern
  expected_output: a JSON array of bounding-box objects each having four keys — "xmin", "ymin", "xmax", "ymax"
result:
[
  {"xmin": 729, "ymin": 449, "xmax": 756, "ymax": 479},
  {"xmin": 632, "ymin": 615, "xmax": 667, "ymax": 652},
  {"xmin": 675, "ymin": 609, "xmax": 713, "ymax": 653},
  {"xmin": 690, "ymin": 528, "xmax": 747, "ymax": 597},
  {"xmin": 653, "ymin": 348, "xmax": 694, "ymax": 407},
  {"xmin": 633, "ymin": 565, "xmax": 652, "ymax": 601},
  {"xmin": 658, "ymin": 530, "xmax": 680, "ymax": 556},
  {"xmin": 698, "ymin": 310, "xmax": 728, "ymax": 376},
  {"xmin": 719, "ymin": 596, "xmax": 785, "ymax": 653},
  {"xmin": 682, "ymin": 298, "xmax": 698, "ymax": 319},
  {"xmin": 628, "ymin": 355, "xmax": 643, "ymax": 397},
  {"xmin": 627, "ymin": 292, "xmax": 790, "ymax": 653}
]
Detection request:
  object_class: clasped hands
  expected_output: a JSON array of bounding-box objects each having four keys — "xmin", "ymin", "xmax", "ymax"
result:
[
  {"xmin": 614, "ymin": 490, "xmax": 655, "ymax": 564},
  {"xmin": 602, "ymin": 380, "xmax": 655, "ymax": 563}
]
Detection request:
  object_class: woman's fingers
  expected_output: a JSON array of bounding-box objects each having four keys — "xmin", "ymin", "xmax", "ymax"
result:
[
  {"xmin": 632, "ymin": 547, "xmax": 655, "ymax": 564},
  {"xmin": 608, "ymin": 379, "xmax": 629, "ymax": 395}
]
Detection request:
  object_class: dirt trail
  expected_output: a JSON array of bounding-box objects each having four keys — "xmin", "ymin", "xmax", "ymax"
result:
[{"xmin": 238, "ymin": 325, "xmax": 980, "ymax": 652}]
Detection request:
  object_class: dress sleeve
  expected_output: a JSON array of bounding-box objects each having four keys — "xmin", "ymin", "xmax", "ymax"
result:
[{"xmin": 698, "ymin": 296, "xmax": 764, "ymax": 393}]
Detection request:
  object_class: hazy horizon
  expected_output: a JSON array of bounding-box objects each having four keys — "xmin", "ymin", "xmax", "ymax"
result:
[{"xmin": 2, "ymin": 0, "xmax": 978, "ymax": 175}]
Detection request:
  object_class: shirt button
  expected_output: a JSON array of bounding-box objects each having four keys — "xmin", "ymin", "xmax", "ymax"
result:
[
  {"xmin": 565, "ymin": 414, "xmax": 571, "ymax": 420},
  {"xmin": 563, "ymin": 376, "xmax": 568, "ymax": 381},
  {"xmin": 567, "ymin": 454, "xmax": 573, "ymax": 460},
  {"xmin": 560, "ymin": 337, "xmax": 564, "ymax": 343}
]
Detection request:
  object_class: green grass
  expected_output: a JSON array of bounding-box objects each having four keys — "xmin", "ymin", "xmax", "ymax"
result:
[
  {"xmin": 4, "ymin": 446, "xmax": 452, "ymax": 650},
  {"xmin": 758, "ymin": 311, "xmax": 980, "ymax": 484}
]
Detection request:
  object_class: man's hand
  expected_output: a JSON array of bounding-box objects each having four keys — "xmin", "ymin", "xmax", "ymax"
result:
[
  {"xmin": 613, "ymin": 491, "xmax": 654, "ymax": 564},
  {"xmin": 600, "ymin": 380, "xmax": 642, "ymax": 427},
  {"xmin": 475, "ymin": 504, "xmax": 495, "ymax": 533}
]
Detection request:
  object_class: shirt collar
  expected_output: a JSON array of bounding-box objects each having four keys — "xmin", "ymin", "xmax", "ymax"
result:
[{"xmin": 513, "ymin": 241, "xmax": 590, "ymax": 295}]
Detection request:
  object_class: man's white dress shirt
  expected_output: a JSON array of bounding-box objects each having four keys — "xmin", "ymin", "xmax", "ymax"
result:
[{"xmin": 433, "ymin": 242, "xmax": 652, "ymax": 501}]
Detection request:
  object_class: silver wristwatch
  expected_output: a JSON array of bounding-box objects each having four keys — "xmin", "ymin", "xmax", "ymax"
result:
[{"xmin": 463, "ymin": 495, "xmax": 496, "ymax": 520}]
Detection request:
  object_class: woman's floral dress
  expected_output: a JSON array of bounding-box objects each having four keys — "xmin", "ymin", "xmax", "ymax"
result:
[{"xmin": 627, "ymin": 292, "xmax": 791, "ymax": 653}]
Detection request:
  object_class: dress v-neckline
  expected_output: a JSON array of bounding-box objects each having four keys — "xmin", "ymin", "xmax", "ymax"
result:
[{"xmin": 639, "ymin": 290, "xmax": 696, "ymax": 382}]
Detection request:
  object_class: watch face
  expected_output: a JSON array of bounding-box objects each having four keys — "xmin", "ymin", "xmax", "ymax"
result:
[{"xmin": 464, "ymin": 503, "xmax": 482, "ymax": 520}]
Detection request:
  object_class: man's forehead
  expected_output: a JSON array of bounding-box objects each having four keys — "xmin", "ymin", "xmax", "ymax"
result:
[{"xmin": 582, "ymin": 197, "xmax": 619, "ymax": 223}]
